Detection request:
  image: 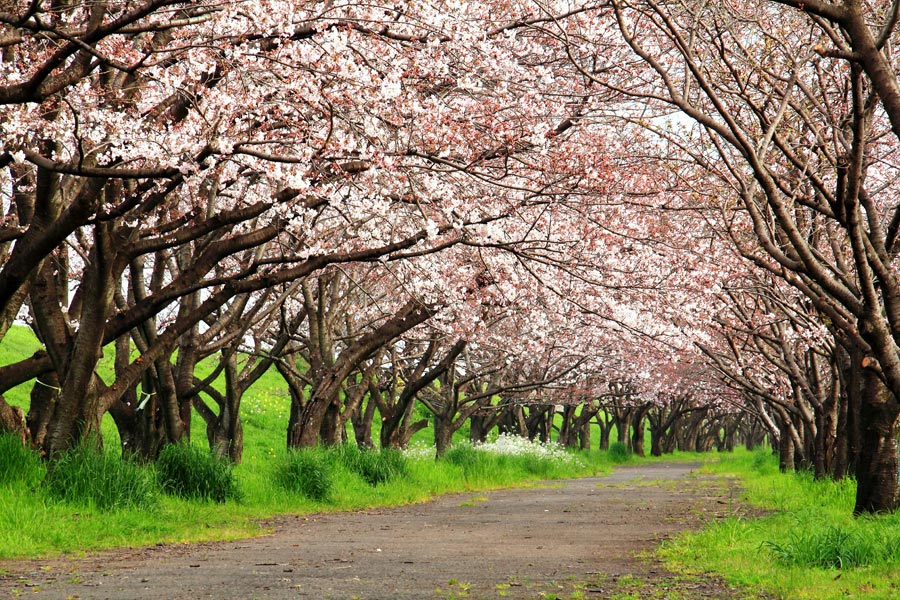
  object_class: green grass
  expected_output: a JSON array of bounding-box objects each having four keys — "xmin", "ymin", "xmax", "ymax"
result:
[
  {"xmin": 0, "ymin": 432, "xmax": 44, "ymax": 487},
  {"xmin": 276, "ymin": 448, "xmax": 335, "ymax": 500},
  {"xmin": 42, "ymin": 441, "xmax": 158, "ymax": 511},
  {"xmin": 156, "ymin": 442, "xmax": 241, "ymax": 503},
  {"xmin": 0, "ymin": 443, "xmax": 614, "ymax": 558},
  {"xmin": 608, "ymin": 441, "xmax": 631, "ymax": 463},
  {"xmin": 332, "ymin": 444, "xmax": 408, "ymax": 486},
  {"xmin": 660, "ymin": 449, "xmax": 900, "ymax": 599}
]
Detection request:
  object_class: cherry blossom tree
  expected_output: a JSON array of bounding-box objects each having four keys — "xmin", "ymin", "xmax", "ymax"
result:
[
  {"xmin": 581, "ymin": 0, "xmax": 900, "ymax": 512},
  {"xmin": 0, "ymin": 0, "xmax": 614, "ymax": 454},
  {"xmin": 0, "ymin": 1, "xmax": 833, "ymax": 495}
]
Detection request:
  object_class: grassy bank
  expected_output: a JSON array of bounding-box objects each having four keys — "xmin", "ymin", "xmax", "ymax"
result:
[
  {"xmin": 661, "ymin": 450, "xmax": 900, "ymax": 599},
  {"xmin": 0, "ymin": 433, "xmax": 617, "ymax": 559}
]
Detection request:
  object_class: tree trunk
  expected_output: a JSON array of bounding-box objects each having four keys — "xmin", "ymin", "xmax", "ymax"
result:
[
  {"xmin": 25, "ymin": 371, "xmax": 58, "ymax": 453},
  {"xmin": 525, "ymin": 405, "xmax": 551, "ymax": 441},
  {"xmin": 631, "ymin": 408, "xmax": 647, "ymax": 457},
  {"xmin": 557, "ymin": 405, "xmax": 579, "ymax": 448},
  {"xmin": 208, "ymin": 414, "xmax": 243, "ymax": 463},
  {"xmin": 319, "ymin": 400, "xmax": 342, "ymax": 446},
  {"xmin": 836, "ymin": 342, "xmax": 865, "ymax": 480},
  {"xmin": 469, "ymin": 413, "xmax": 492, "ymax": 444},
  {"xmin": 287, "ymin": 394, "xmax": 304, "ymax": 448},
  {"xmin": 434, "ymin": 414, "xmax": 454, "ymax": 458},
  {"xmin": 613, "ymin": 406, "xmax": 631, "ymax": 451},
  {"xmin": 293, "ymin": 378, "xmax": 342, "ymax": 448},
  {"xmin": 279, "ymin": 353, "xmax": 308, "ymax": 449},
  {"xmin": 854, "ymin": 370, "xmax": 900, "ymax": 514},
  {"xmin": 109, "ymin": 359, "xmax": 167, "ymax": 462},
  {"xmin": 499, "ymin": 405, "xmax": 528, "ymax": 437},
  {"xmin": 722, "ymin": 416, "xmax": 740, "ymax": 453},
  {"xmin": 352, "ymin": 393, "xmax": 376, "ymax": 449},
  {"xmin": 203, "ymin": 354, "xmax": 245, "ymax": 463},
  {"xmin": 650, "ymin": 427, "xmax": 662, "ymax": 457},
  {"xmin": 596, "ymin": 412, "xmax": 613, "ymax": 451},
  {"xmin": 779, "ymin": 429, "xmax": 795, "ymax": 473},
  {"xmin": 0, "ymin": 398, "xmax": 26, "ymax": 444},
  {"xmin": 578, "ymin": 419, "xmax": 591, "ymax": 450},
  {"xmin": 813, "ymin": 411, "xmax": 828, "ymax": 479},
  {"xmin": 44, "ymin": 224, "xmax": 117, "ymax": 455},
  {"xmin": 541, "ymin": 408, "xmax": 554, "ymax": 443},
  {"xmin": 832, "ymin": 383, "xmax": 851, "ymax": 479}
]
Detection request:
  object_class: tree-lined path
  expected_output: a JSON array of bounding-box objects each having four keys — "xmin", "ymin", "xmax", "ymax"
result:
[{"xmin": 0, "ymin": 464, "xmax": 744, "ymax": 599}]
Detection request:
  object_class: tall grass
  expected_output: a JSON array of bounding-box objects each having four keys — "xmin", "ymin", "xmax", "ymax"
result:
[
  {"xmin": 763, "ymin": 523, "xmax": 900, "ymax": 569},
  {"xmin": 276, "ymin": 448, "xmax": 334, "ymax": 500},
  {"xmin": 607, "ymin": 441, "xmax": 631, "ymax": 463},
  {"xmin": 156, "ymin": 443, "xmax": 241, "ymax": 503},
  {"xmin": 443, "ymin": 443, "xmax": 481, "ymax": 470},
  {"xmin": 43, "ymin": 443, "xmax": 157, "ymax": 511},
  {"xmin": 0, "ymin": 433, "xmax": 44, "ymax": 487},
  {"xmin": 334, "ymin": 444, "xmax": 408, "ymax": 486}
]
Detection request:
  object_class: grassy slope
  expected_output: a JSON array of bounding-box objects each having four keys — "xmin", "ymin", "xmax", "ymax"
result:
[{"xmin": 660, "ymin": 450, "xmax": 900, "ymax": 600}]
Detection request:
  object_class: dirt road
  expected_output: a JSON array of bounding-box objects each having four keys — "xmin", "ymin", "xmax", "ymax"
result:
[{"xmin": 1, "ymin": 463, "xmax": 747, "ymax": 599}]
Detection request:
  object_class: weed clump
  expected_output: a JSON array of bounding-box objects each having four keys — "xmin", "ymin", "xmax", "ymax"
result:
[
  {"xmin": 764, "ymin": 524, "xmax": 900, "ymax": 569},
  {"xmin": 0, "ymin": 433, "xmax": 43, "ymax": 487},
  {"xmin": 519, "ymin": 454, "xmax": 557, "ymax": 478},
  {"xmin": 276, "ymin": 449, "xmax": 334, "ymax": 500},
  {"xmin": 156, "ymin": 443, "xmax": 241, "ymax": 503},
  {"xmin": 335, "ymin": 444, "xmax": 407, "ymax": 486},
  {"xmin": 608, "ymin": 441, "xmax": 631, "ymax": 463},
  {"xmin": 443, "ymin": 443, "xmax": 480, "ymax": 469},
  {"xmin": 43, "ymin": 443, "xmax": 157, "ymax": 511}
]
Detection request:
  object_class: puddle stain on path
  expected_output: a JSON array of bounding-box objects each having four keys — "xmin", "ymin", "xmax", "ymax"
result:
[{"xmin": 0, "ymin": 463, "xmax": 748, "ymax": 599}]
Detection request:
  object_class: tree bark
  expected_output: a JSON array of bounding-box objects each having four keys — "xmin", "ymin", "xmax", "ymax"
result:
[
  {"xmin": 434, "ymin": 413, "xmax": 454, "ymax": 458},
  {"xmin": 630, "ymin": 406, "xmax": 648, "ymax": 457},
  {"xmin": 578, "ymin": 419, "xmax": 591, "ymax": 450},
  {"xmin": 854, "ymin": 369, "xmax": 900, "ymax": 514},
  {"xmin": 352, "ymin": 392, "xmax": 376, "ymax": 449},
  {"xmin": 198, "ymin": 352, "xmax": 245, "ymax": 463},
  {"xmin": 498, "ymin": 405, "xmax": 528, "ymax": 437},
  {"xmin": 319, "ymin": 399, "xmax": 343, "ymax": 446},
  {"xmin": 45, "ymin": 222, "xmax": 117, "ymax": 455},
  {"xmin": 596, "ymin": 411, "xmax": 613, "ymax": 451},
  {"xmin": 779, "ymin": 430, "xmax": 795, "ymax": 473},
  {"xmin": 24, "ymin": 370, "xmax": 58, "ymax": 453},
  {"xmin": 0, "ymin": 398, "xmax": 27, "ymax": 444}
]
